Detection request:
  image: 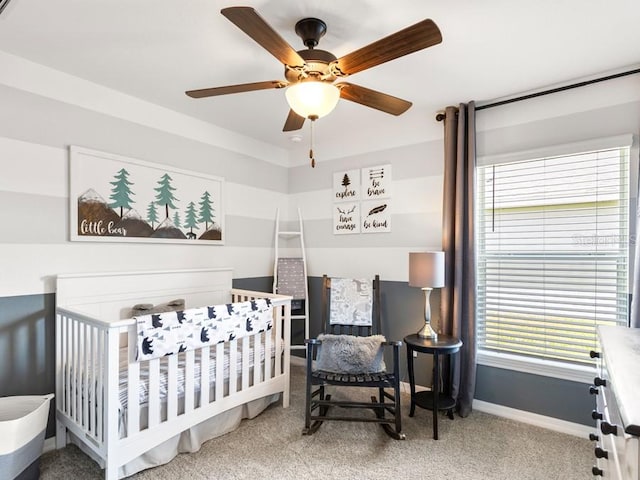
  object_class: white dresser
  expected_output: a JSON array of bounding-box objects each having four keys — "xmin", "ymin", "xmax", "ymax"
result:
[{"xmin": 590, "ymin": 326, "xmax": 640, "ymax": 478}]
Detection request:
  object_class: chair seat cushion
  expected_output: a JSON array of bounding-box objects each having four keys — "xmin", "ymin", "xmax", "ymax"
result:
[{"xmin": 315, "ymin": 334, "xmax": 386, "ymax": 374}]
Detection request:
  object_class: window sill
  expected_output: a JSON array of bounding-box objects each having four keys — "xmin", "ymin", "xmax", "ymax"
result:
[{"xmin": 476, "ymin": 350, "xmax": 596, "ymax": 384}]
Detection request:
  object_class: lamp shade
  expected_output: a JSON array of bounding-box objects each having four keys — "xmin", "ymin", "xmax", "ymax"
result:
[
  {"xmin": 409, "ymin": 252, "xmax": 445, "ymax": 288},
  {"xmin": 285, "ymin": 81, "xmax": 340, "ymax": 119}
]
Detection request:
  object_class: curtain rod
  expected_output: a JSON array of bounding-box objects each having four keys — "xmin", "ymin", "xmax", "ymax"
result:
[{"xmin": 436, "ymin": 66, "xmax": 640, "ymax": 121}]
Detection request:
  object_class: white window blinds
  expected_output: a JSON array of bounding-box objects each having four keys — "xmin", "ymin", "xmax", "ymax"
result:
[{"xmin": 477, "ymin": 143, "xmax": 630, "ymax": 365}]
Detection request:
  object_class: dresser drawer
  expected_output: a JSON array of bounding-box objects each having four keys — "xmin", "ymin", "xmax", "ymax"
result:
[{"xmin": 592, "ymin": 327, "xmax": 640, "ymax": 480}]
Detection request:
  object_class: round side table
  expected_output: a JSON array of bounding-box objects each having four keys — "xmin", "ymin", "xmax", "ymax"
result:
[{"xmin": 404, "ymin": 333, "xmax": 462, "ymax": 440}]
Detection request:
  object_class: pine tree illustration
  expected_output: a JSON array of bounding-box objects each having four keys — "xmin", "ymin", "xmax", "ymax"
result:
[
  {"xmin": 108, "ymin": 168, "xmax": 135, "ymax": 217},
  {"xmin": 173, "ymin": 211, "xmax": 181, "ymax": 229},
  {"xmin": 197, "ymin": 191, "xmax": 215, "ymax": 230},
  {"xmin": 342, "ymin": 173, "xmax": 351, "ymax": 193},
  {"xmin": 146, "ymin": 201, "xmax": 158, "ymax": 228},
  {"xmin": 154, "ymin": 173, "xmax": 179, "ymax": 218},
  {"xmin": 183, "ymin": 201, "xmax": 199, "ymax": 238}
]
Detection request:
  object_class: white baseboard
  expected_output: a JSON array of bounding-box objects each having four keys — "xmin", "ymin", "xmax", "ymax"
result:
[
  {"xmin": 43, "ymin": 436, "xmax": 56, "ymax": 454},
  {"xmin": 290, "ymin": 355, "xmax": 306, "ymax": 367},
  {"xmin": 473, "ymin": 399, "xmax": 593, "ymax": 438}
]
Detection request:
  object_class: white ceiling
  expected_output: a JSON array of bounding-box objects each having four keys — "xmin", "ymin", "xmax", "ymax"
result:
[{"xmin": 1, "ymin": 0, "xmax": 639, "ymax": 164}]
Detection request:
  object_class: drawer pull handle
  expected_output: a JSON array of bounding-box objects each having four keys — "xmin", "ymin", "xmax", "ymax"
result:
[
  {"xmin": 592, "ymin": 466, "xmax": 604, "ymax": 476},
  {"xmin": 589, "ymin": 433, "xmax": 599, "ymax": 442},
  {"xmin": 589, "ymin": 386, "xmax": 599, "ymax": 395},
  {"xmin": 594, "ymin": 447, "xmax": 608, "ymax": 459},
  {"xmin": 590, "ymin": 351, "xmax": 600, "ymax": 359},
  {"xmin": 600, "ymin": 421, "xmax": 618, "ymax": 436},
  {"xmin": 594, "ymin": 377, "xmax": 607, "ymax": 387},
  {"xmin": 592, "ymin": 410, "xmax": 603, "ymax": 421}
]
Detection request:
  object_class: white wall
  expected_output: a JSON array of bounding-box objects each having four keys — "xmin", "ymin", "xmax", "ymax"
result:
[
  {"xmin": 2, "ymin": 52, "xmax": 640, "ymax": 297},
  {"xmin": 287, "ymin": 74, "xmax": 640, "ymax": 286},
  {"xmin": 288, "ymin": 140, "xmax": 445, "ymax": 282},
  {"xmin": 0, "ymin": 56, "xmax": 293, "ymax": 298}
]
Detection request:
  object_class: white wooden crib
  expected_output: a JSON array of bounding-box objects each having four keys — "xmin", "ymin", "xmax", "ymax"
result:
[{"xmin": 54, "ymin": 268, "xmax": 291, "ymax": 479}]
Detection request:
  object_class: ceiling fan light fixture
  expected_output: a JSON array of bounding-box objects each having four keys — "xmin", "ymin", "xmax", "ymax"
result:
[{"xmin": 285, "ymin": 81, "xmax": 340, "ymax": 119}]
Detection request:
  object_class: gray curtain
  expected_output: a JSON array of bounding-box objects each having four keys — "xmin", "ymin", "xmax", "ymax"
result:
[{"xmin": 439, "ymin": 102, "xmax": 477, "ymax": 417}]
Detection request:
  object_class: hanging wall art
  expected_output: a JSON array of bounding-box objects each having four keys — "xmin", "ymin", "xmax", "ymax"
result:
[
  {"xmin": 332, "ymin": 164, "xmax": 391, "ymax": 235},
  {"xmin": 70, "ymin": 146, "xmax": 224, "ymax": 244}
]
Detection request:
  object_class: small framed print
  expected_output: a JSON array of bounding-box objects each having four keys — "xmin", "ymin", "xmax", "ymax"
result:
[
  {"xmin": 361, "ymin": 200, "xmax": 391, "ymax": 233},
  {"xmin": 333, "ymin": 202, "xmax": 360, "ymax": 234},
  {"xmin": 362, "ymin": 164, "xmax": 391, "ymax": 200},
  {"xmin": 333, "ymin": 169, "xmax": 360, "ymax": 202}
]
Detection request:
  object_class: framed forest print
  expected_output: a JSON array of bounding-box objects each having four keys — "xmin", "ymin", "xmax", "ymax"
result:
[{"xmin": 70, "ymin": 146, "xmax": 224, "ymax": 244}]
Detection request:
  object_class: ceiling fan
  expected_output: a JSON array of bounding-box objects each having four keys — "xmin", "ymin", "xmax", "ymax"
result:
[{"xmin": 186, "ymin": 6, "xmax": 442, "ymax": 133}]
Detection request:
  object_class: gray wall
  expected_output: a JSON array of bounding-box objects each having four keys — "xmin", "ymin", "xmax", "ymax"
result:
[
  {"xmin": 0, "ymin": 294, "xmax": 56, "ymax": 437},
  {"xmin": 475, "ymin": 365, "xmax": 595, "ymax": 425}
]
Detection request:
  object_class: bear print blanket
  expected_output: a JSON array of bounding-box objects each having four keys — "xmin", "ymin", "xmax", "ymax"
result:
[{"xmin": 135, "ymin": 298, "xmax": 273, "ymax": 361}]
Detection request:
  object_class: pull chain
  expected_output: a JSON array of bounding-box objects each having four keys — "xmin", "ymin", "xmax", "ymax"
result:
[{"xmin": 308, "ymin": 115, "xmax": 318, "ymax": 168}]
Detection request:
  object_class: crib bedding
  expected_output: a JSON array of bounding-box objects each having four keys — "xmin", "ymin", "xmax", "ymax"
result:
[
  {"xmin": 117, "ymin": 335, "xmax": 278, "ymax": 411},
  {"xmin": 134, "ymin": 298, "xmax": 273, "ymax": 361}
]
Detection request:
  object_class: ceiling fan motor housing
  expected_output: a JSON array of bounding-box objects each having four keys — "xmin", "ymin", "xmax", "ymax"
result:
[
  {"xmin": 295, "ymin": 17, "xmax": 327, "ymax": 48},
  {"xmin": 285, "ymin": 48, "xmax": 337, "ymax": 83}
]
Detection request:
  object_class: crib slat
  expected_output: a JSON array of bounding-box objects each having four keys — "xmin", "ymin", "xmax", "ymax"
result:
[
  {"xmin": 87, "ymin": 325, "xmax": 95, "ymax": 437},
  {"xmin": 148, "ymin": 358, "xmax": 160, "ymax": 428},
  {"xmin": 216, "ymin": 343, "xmax": 225, "ymax": 399},
  {"xmin": 69, "ymin": 318, "xmax": 74, "ymax": 422},
  {"xmin": 167, "ymin": 355, "xmax": 178, "ymax": 421},
  {"xmin": 82, "ymin": 323, "xmax": 89, "ymax": 430},
  {"xmin": 61, "ymin": 315, "xmax": 69, "ymax": 416},
  {"xmin": 241, "ymin": 336, "xmax": 250, "ymax": 391},
  {"xmin": 185, "ymin": 350, "xmax": 195, "ymax": 413},
  {"xmin": 274, "ymin": 306, "xmax": 283, "ymax": 376},
  {"xmin": 96, "ymin": 327, "xmax": 104, "ymax": 442},
  {"xmin": 55, "ymin": 314, "xmax": 62, "ymax": 419},
  {"xmin": 87, "ymin": 324, "xmax": 95, "ymax": 433},
  {"xmin": 104, "ymin": 327, "xmax": 122, "ymax": 460},
  {"xmin": 71, "ymin": 319, "xmax": 79, "ymax": 423},
  {"xmin": 253, "ymin": 332, "xmax": 262, "ymax": 386},
  {"xmin": 200, "ymin": 346, "xmax": 210, "ymax": 405},
  {"xmin": 265, "ymin": 328, "xmax": 272, "ymax": 380},
  {"xmin": 127, "ymin": 353, "xmax": 140, "ymax": 436},
  {"xmin": 229, "ymin": 340, "xmax": 238, "ymax": 395}
]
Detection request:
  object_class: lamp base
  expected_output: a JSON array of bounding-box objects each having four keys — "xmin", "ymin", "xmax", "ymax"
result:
[{"xmin": 417, "ymin": 322, "xmax": 438, "ymax": 340}]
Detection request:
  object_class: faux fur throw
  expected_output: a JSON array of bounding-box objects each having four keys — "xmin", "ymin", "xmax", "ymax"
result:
[
  {"xmin": 131, "ymin": 299, "xmax": 185, "ymax": 317},
  {"xmin": 315, "ymin": 334, "xmax": 386, "ymax": 374}
]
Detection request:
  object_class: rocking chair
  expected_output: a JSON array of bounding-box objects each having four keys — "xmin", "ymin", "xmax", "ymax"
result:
[{"xmin": 303, "ymin": 275, "xmax": 404, "ymax": 439}]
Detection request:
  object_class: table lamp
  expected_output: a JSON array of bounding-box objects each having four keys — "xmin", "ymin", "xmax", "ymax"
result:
[{"xmin": 409, "ymin": 252, "xmax": 445, "ymax": 339}]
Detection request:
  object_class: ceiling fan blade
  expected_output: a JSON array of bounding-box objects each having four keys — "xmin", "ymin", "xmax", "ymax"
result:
[
  {"xmin": 338, "ymin": 82, "xmax": 412, "ymax": 116},
  {"xmin": 283, "ymin": 109, "xmax": 306, "ymax": 131},
  {"xmin": 186, "ymin": 80, "xmax": 287, "ymax": 98},
  {"xmin": 334, "ymin": 19, "xmax": 442, "ymax": 76},
  {"xmin": 221, "ymin": 6, "xmax": 306, "ymax": 68}
]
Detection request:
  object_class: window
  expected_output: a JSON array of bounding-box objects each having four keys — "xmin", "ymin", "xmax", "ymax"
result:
[{"xmin": 476, "ymin": 140, "xmax": 631, "ymax": 366}]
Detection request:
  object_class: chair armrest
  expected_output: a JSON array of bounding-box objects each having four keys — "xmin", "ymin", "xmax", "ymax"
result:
[
  {"xmin": 305, "ymin": 338, "xmax": 322, "ymax": 345},
  {"xmin": 382, "ymin": 340, "xmax": 402, "ymax": 348}
]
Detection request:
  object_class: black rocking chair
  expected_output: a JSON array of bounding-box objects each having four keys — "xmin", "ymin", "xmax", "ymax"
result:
[{"xmin": 303, "ymin": 275, "xmax": 405, "ymax": 440}]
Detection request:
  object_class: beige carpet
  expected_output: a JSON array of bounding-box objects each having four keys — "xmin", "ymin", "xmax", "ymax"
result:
[{"xmin": 40, "ymin": 365, "xmax": 593, "ymax": 479}]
